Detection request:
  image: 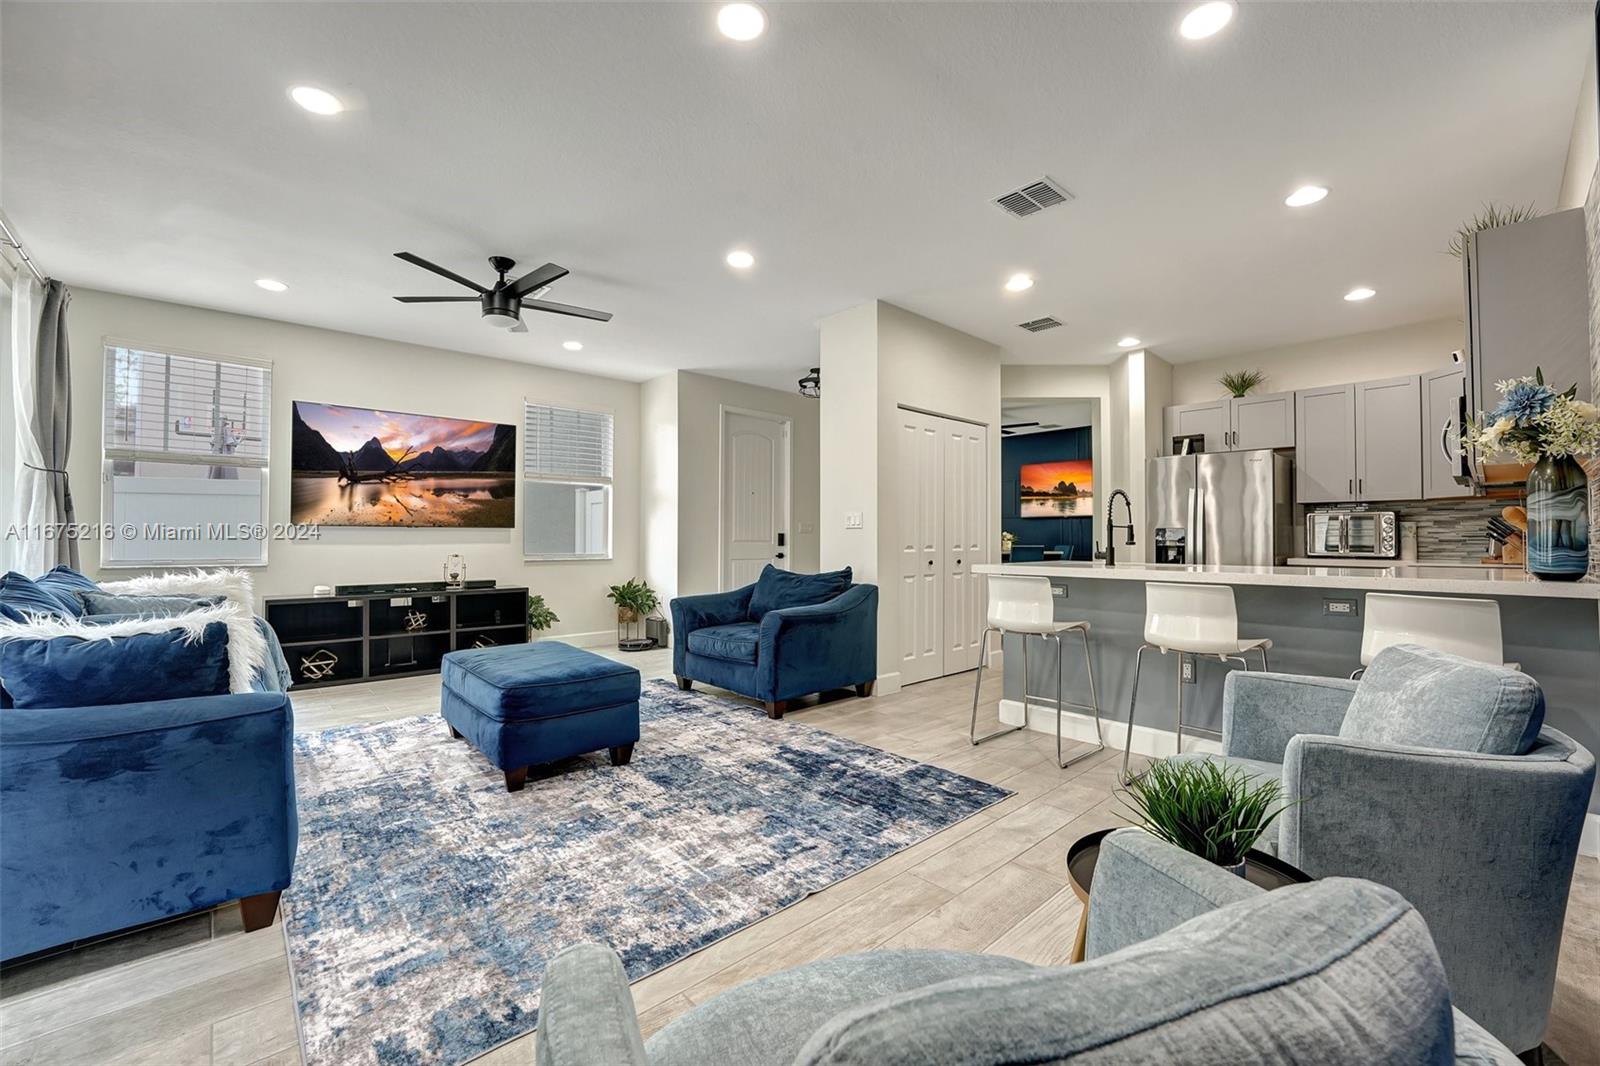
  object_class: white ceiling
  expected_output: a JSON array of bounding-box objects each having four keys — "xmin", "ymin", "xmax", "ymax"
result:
[
  {"xmin": 2, "ymin": 2, "xmax": 1591, "ymax": 390},
  {"xmin": 1002, "ymin": 399, "xmax": 1096, "ymax": 435}
]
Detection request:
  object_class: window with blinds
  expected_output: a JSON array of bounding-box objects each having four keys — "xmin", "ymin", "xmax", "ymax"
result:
[
  {"xmin": 100, "ymin": 343, "xmax": 273, "ymax": 566},
  {"xmin": 523, "ymin": 402, "xmax": 613, "ymax": 560}
]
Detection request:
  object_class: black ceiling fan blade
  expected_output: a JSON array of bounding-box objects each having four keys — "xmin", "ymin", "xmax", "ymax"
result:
[
  {"xmin": 520, "ymin": 298, "xmax": 613, "ymax": 322},
  {"xmin": 393, "ymin": 296, "xmax": 481, "ymax": 303},
  {"xmin": 505, "ymin": 262, "xmax": 569, "ymax": 300},
  {"xmin": 394, "ymin": 252, "xmax": 487, "ymax": 293}
]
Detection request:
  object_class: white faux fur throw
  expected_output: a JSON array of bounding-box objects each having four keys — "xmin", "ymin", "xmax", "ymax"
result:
[
  {"xmin": 98, "ymin": 568, "xmax": 257, "ymax": 616},
  {"xmin": 0, "ymin": 601, "xmax": 267, "ymax": 695}
]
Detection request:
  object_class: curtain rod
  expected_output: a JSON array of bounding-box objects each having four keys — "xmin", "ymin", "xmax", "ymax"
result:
[{"xmin": 0, "ymin": 212, "xmax": 47, "ymax": 286}]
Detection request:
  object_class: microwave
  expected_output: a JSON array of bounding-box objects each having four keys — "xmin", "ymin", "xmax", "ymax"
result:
[{"xmin": 1305, "ymin": 509, "xmax": 1399, "ymax": 558}]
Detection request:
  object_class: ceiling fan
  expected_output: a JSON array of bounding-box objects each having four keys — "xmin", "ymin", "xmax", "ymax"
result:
[{"xmin": 392, "ymin": 252, "xmax": 613, "ymax": 333}]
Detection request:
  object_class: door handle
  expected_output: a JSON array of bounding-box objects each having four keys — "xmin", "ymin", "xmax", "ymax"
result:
[
  {"xmin": 956, "ymin": 558, "xmax": 962, "ymax": 565},
  {"xmin": 774, "ymin": 552, "xmax": 785, "ymax": 559},
  {"xmin": 927, "ymin": 559, "xmax": 934, "ymax": 566}
]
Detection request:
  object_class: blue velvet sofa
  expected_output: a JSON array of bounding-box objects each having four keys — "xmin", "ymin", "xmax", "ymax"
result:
[
  {"xmin": 536, "ymin": 829, "xmax": 1519, "ymax": 1065},
  {"xmin": 0, "ymin": 567, "xmax": 299, "ymax": 961},
  {"xmin": 670, "ymin": 566, "xmax": 877, "ymax": 719},
  {"xmin": 1170, "ymin": 644, "xmax": 1595, "ymax": 1056}
]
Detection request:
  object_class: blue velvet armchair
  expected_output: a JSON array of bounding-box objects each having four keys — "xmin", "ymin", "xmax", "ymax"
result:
[
  {"xmin": 0, "ymin": 691, "xmax": 299, "ymax": 960},
  {"xmin": 1171, "ymin": 645, "xmax": 1595, "ymax": 1056},
  {"xmin": 670, "ymin": 566, "xmax": 877, "ymax": 719}
]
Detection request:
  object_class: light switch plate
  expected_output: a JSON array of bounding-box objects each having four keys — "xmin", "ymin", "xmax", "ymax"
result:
[
  {"xmin": 845, "ymin": 512, "xmax": 864, "ymax": 530},
  {"xmin": 797, "ymin": 521, "xmax": 815, "ymax": 534}
]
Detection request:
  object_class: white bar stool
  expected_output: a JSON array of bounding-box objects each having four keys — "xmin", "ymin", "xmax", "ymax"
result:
[
  {"xmin": 1355, "ymin": 593, "xmax": 1510, "ymax": 677},
  {"xmin": 1123, "ymin": 583, "xmax": 1271, "ymax": 781},
  {"xmin": 970, "ymin": 575, "xmax": 1103, "ymax": 768}
]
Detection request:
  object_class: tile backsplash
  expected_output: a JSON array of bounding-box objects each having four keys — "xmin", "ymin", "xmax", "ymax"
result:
[{"xmin": 1377, "ymin": 497, "xmax": 1521, "ymax": 562}]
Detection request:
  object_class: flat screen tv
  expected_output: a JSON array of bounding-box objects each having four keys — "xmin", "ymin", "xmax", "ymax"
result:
[
  {"xmin": 290, "ymin": 401, "xmax": 515, "ymax": 527},
  {"xmin": 1019, "ymin": 458, "xmax": 1093, "ymax": 518}
]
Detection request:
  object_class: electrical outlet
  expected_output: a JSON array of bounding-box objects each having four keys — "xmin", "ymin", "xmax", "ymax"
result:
[
  {"xmin": 1181, "ymin": 656, "xmax": 1195, "ymax": 684},
  {"xmin": 1324, "ymin": 598, "xmax": 1358, "ymax": 617},
  {"xmin": 1051, "ymin": 585, "xmax": 1065, "ymax": 598}
]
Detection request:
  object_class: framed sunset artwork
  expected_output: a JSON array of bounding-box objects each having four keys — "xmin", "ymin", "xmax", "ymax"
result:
[{"xmin": 1019, "ymin": 458, "xmax": 1093, "ymax": 518}]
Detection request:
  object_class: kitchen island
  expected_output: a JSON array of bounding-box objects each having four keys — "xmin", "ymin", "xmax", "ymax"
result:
[{"xmin": 971, "ymin": 560, "xmax": 1600, "ymax": 837}]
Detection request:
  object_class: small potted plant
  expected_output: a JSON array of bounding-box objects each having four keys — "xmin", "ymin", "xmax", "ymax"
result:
[
  {"xmin": 607, "ymin": 578, "xmax": 659, "ymax": 623},
  {"xmin": 1217, "ymin": 369, "xmax": 1266, "ymax": 398},
  {"xmin": 526, "ymin": 593, "xmax": 559, "ymax": 639},
  {"xmin": 1117, "ymin": 760, "xmax": 1292, "ymax": 876}
]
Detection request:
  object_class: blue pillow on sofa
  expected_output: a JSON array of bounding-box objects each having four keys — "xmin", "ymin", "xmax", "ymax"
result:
[
  {"xmin": 34, "ymin": 565, "xmax": 98, "ymax": 616},
  {"xmin": 748, "ymin": 565, "xmax": 853, "ymax": 620},
  {"xmin": 0, "ymin": 622, "xmax": 231, "ymax": 708},
  {"xmin": 0, "ymin": 572, "xmax": 77, "ymax": 622},
  {"xmin": 80, "ymin": 591, "xmax": 225, "ymax": 617}
]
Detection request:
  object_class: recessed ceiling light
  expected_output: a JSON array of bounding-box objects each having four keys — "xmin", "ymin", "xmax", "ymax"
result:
[
  {"xmin": 562, "ymin": 341, "xmax": 584, "ymax": 352},
  {"xmin": 289, "ymin": 86, "xmax": 344, "ymax": 116},
  {"xmin": 717, "ymin": 3, "xmax": 766, "ymax": 41},
  {"xmin": 254, "ymin": 278, "xmax": 288, "ymax": 292},
  {"xmin": 1344, "ymin": 286, "xmax": 1376, "ymax": 302},
  {"xmin": 1117, "ymin": 336, "xmax": 1142, "ymax": 348},
  {"xmin": 1179, "ymin": 1, "xmax": 1234, "ymax": 40},
  {"xmin": 725, "ymin": 249, "xmax": 755, "ymax": 270},
  {"xmin": 1004, "ymin": 273, "xmax": 1034, "ymax": 292},
  {"xmin": 1285, "ymin": 185, "xmax": 1329, "ymax": 208}
]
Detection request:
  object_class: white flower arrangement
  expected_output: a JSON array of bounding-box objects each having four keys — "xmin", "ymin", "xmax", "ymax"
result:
[{"xmin": 1463, "ymin": 369, "xmax": 1600, "ymax": 465}]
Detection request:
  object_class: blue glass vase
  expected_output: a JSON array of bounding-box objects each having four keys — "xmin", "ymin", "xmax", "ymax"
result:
[{"xmin": 1525, "ymin": 456, "xmax": 1589, "ymax": 580}]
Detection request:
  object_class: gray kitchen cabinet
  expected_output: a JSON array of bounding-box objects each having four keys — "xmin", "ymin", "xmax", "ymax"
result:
[
  {"xmin": 1230, "ymin": 390, "xmax": 1295, "ymax": 450},
  {"xmin": 1421, "ymin": 366, "xmax": 1472, "ymax": 500},
  {"xmin": 1354, "ymin": 375, "xmax": 1423, "ymax": 502},
  {"xmin": 1295, "ymin": 384, "xmax": 1356, "ymax": 503},
  {"xmin": 1163, "ymin": 399, "xmax": 1229, "ymax": 453},
  {"xmin": 1163, "ymin": 391, "xmax": 1293, "ymax": 454}
]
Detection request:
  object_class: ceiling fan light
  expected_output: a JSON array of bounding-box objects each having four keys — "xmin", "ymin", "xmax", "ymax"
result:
[{"xmin": 483, "ymin": 307, "xmax": 520, "ymax": 329}]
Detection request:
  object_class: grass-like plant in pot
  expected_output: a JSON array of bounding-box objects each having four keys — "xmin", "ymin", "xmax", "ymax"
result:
[
  {"xmin": 1117, "ymin": 759, "xmax": 1293, "ymax": 874},
  {"xmin": 526, "ymin": 594, "xmax": 559, "ymax": 635},
  {"xmin": 1218, "ymin": 369, "xmax": 1266, "ymax": 398},
  {"xmin": 607, "ymin": 578, "xmax": 659, "ymax": 623}
]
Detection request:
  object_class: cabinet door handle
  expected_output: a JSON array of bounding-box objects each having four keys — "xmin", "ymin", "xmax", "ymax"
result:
[
  {"xmin": 1348, "ymin": 478, "xmax": 1354, "ymax": 495},
  {"xmin": 1439, "ymin": 418, "xmax": 1455, "ymax": 463},
  {"xmin": 1357, "ymin": 478, "xmax": 1363, "ymax": 495}
]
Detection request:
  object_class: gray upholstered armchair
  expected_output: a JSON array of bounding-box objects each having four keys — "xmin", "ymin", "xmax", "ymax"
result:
[
  {"xmin": 1171, "ymin": 644, "xmax": 1595, "ymax": 1057},
  {"xmin": 535, "ymin": 830, "xmax": 1517, "ymax": 1065}
]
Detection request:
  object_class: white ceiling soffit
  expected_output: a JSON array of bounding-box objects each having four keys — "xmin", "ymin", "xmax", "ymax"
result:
[{"xmin": 1, "ymin": 2, "xmax": 1590, "ymax": 389}]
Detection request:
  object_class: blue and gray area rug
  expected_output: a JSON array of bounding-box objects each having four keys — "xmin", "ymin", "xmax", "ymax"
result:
[{"xmin": 283, "ymin": 680, "xmax": 1010, "ymax": 1066}]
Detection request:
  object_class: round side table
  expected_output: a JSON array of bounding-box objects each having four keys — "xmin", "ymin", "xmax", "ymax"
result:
[{"xmin": 1065, "ymin": 828, "xmax": 1312, "ymax": 963}]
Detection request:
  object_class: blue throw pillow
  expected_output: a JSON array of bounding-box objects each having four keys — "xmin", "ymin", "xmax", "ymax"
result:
[
  {"xmin": 34, "ymin": 565, "xmax": 98, "ymax": 617},
  {"xmin": 80, "ymin": 591, "xmax": 225, "ymax": 617},
  {"xmin": 0, "ymin": 622, "xmax": 232, "ymax": 708},
  {"xmin": 748, "ymin": 565, "xmax": 853, "ymax": 620},
  {"xmin": 0, "ymin": 572, "xmax": 77, "ymax": 622}
]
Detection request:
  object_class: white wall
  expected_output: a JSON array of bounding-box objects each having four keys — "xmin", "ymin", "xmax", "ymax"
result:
[
  {"xmin": 819, "ymin": 302, "xmax": 880, "ymax": 581},
  {"xmin": 1560, "ymin": 50, "xmax": 1598, "ymax": 211},
  {"xmin": 639, "ymin": 372, "xmax": 680, "ymax": 607},
  {"xmin": 1168, "ymin": 317, "xmax": 1464, "ymax": 405},
  {"xmin": 64, "ymin": 287, "xmax": 642, "ymax": 640},
  {"xmin": 674, "ymin": 370, "xmax": 820, "ymax": 596}
]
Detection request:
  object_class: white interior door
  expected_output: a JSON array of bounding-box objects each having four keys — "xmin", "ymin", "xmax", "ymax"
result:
[
  {"xmin": 896, "ymin": 410, "xmax": 944, "ymax": 686},
  {"xmin": 722, "ymin": 409, "xmax": 790, "ymax": 589},
  {"xmin": 942, "ymin": 420, "xmax": 988, "ymax": 673}
]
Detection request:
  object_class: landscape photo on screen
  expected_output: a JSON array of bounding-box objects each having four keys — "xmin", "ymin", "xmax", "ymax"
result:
[
  {"xmin": 291, "ymin": 401, "xmax": 515, "ymax": 527},
  {"xmin": 1019, "ymin": 458, "xmax": 1093, "ymax": 518}
]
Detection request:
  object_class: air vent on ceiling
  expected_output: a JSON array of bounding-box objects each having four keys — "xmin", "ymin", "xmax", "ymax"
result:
[
  {"xmin": 1017, "ymin": 316, "xmax": 1063, "ymax": 333},
  {"xmin": 1001, "ymin": 421, "xmax": 1040, "ymax": 430},
  {"xmin": 994, "ymin": 177, "xmax": 1074, "ymax": 218}
]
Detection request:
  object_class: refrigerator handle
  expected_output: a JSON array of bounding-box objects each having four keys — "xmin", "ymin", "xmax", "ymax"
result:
[{"xmin": 1188, "ymin": 486, "xmax": 1201, "ymax": 565}]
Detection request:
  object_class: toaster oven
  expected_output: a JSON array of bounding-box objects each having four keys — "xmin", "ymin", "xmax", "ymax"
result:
[{"xmin": 1305, "ymin": 509, "xmax": 1399, "ymax": 558}]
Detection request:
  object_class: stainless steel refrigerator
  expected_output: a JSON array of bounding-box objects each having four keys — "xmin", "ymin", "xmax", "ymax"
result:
[{"xmin": 1147, "ymin": 450, "xmax": 1294, "ymax": 566}]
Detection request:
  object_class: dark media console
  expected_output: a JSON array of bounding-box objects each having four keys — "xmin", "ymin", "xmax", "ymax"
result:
[{"xmin": 265, "ymin": 585, "xmax": 528, "ymax": 689}]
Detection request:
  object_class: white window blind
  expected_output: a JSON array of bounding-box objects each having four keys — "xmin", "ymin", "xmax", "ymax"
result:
[
  {"xmin": 104, "ymin": 345, "xmax": 271, "ymax": 469},
  {"xmin": 524, "ymin": 403, "xmax": 612, "ymax": 482}
]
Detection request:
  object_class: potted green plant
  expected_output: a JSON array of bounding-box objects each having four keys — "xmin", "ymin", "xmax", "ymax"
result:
[
  {"xmin": 1217, "ymin": 369, "xmax": 1266, "ymax": 398},
  {"xmin": 1117, "ymin": 760, "xmax": 1292, "ymax": 875},
  {"xmin": 1446, "ymin": 201, "xmax": 1539, "ymax": 258},
  {"xmin": 526, "ymin": 593, "xmax": 559, "ymax": 638},
  {"xmin": 606, "ymin": 578, "xmax": 659, "ymax": 624}
]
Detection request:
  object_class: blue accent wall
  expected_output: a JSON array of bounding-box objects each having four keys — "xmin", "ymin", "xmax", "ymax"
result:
[{"xmin": 1001, "ymin": 426, "xmax": 1093, "ymax": 560}]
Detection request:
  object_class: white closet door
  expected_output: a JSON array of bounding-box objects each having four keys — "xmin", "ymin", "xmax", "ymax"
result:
[
  {"xmin": 941, "ymin": 420, "xmax": 988, "ymax": 674},
  {"xmin": 895, "ymin": 410, "xmax": 944, "ymax": 686}
]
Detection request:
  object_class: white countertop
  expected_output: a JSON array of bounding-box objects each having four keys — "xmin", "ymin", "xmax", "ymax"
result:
[{"xmin": 973, "ymin": 560, "xmax": 1600, "ymax": 599}]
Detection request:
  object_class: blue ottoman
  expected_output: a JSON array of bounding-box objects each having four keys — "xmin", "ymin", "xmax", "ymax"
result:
[{"xmin": 441, "ymin": 641, "xmax": 641, "ymax": 792}]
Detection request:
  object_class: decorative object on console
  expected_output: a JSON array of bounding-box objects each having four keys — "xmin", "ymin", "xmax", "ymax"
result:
[
  {"xmin": 1463, "ymin": 367, "xmax": 1597, "ymax": 579},
  {"xmin": 443, "ymin": 553, "xmax": 466, "ymax": 589},
  {"xmin": 290, "ymin": 400, "xmax": 516, "ymax": 528},
  {"xmin": 300, "ymin": 648, "xmax": 339, "ymax": 681},
  {"xmin": 313, "ymin": 584, "xmax": 333, "ymax": 597},
  {"xmin": 1117, "ymin": 759, "xmax": 1293, "ymax": 876},
  {"xmin": 283, "ymin": 680, "xmax": 1008, "ymax": 1066},
  {"xmin": 1217, "ymin": 368, "xmax": 1266, "ymax": 398}
]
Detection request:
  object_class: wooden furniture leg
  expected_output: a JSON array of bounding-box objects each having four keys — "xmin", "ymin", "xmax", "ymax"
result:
[
  {"xmin": 676, "ymin": 676, "xmax": 693, "ymax": 691},
  {"xmin": 609, "ymin": 743, "xmax": 635, "ymax": 766},
  {"xmin": 764, "ymin": 700, "xmax": 790, "ymax": 719},
  {"xmin": 505, "ymin": 766, "xmax": 529, "ymax": 792},
  {"xmin": 239, "ymin": 890, "xmax": 282, "ymax": 933},
  {"xmin": 855, "ymin": 681, "xmax": 876, "ymax": 698},
  {"xmin": 448, "ymin": 725, "xmax": 463, "ymax": 739},
  {"xmin": 1071, "ymin": 902, "xmax": 1089, "ymax": 964}
]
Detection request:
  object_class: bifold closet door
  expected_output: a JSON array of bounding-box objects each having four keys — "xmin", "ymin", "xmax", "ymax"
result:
[{"xmin": 894, "ymin": 408, "xmax": 989, "ymax": 685}]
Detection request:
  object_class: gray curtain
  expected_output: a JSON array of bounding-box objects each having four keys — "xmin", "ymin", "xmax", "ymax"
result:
[{"xmin": 31, "ymin": 279, "xmax": 77, "ymax": 567}]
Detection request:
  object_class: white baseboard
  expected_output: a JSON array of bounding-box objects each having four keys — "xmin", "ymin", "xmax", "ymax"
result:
[
  {"xmin": 1582, "ymin": 813, "xmax": 1599, "ymax": 860},
  {"xmin": 875, "ymin": 671, "xmax": 903, "ymax": 696},
  {"xmin": 997, "ymin": 698, "xmax": 1222, "ymax": 759},
  {"xmin": 543, "ymin": 629, "xmax": 615, "ymax": 650}
]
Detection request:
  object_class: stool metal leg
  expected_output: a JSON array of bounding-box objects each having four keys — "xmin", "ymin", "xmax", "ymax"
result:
[
  {"xmin": 1054, "ymin": 625, "xmax": 1104, "ymax": 769},
  {"xmin": 970, "ymin": 627, "xmax": 1023, "ymax": 746},
  {"xmin": 1121, "ymin": 642, "xmax": 1154, "ymax": 783}
]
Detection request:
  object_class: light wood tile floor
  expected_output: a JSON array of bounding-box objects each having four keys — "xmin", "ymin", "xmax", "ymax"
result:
[{"xmin": 2, "ymin": 652, "xmax": 1595, "ymax": 1065}]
